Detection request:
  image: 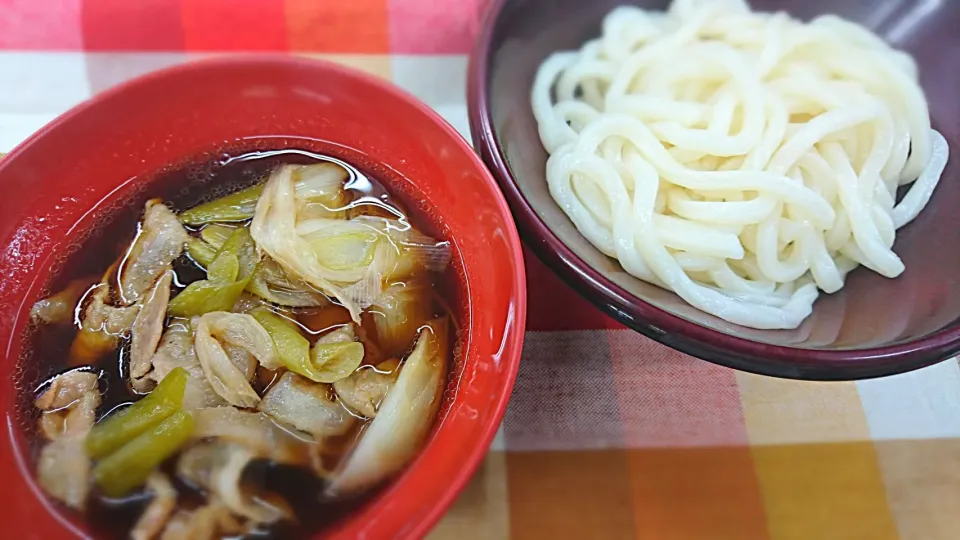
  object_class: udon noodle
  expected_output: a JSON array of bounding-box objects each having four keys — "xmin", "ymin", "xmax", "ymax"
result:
[{"xmin": 531, "ymin": 0, "xmax": 950, "ymax": 329}]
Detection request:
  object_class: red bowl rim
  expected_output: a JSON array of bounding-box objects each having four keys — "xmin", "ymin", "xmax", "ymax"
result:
[
  {"xmin": 466, "ymin": 0, "xmax": 960, "ymax": 380},
  {"xmin": 2, "ymin": 55, "xmax": 528, "ymax": 539}
]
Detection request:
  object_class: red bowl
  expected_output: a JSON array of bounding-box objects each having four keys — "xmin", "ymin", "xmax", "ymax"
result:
[
  {"xmin": 0, "ymin": 56, "xmax": 526, "ymax": 539},
  {"xmin": 468, "ymin": 0, "xmax": 960, "ymax": 380}
]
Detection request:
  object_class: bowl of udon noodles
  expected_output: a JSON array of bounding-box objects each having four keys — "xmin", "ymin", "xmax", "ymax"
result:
[
  {"xmin": 468, "ymin": 0, "xmax": 960, "ymax": 379},
  {"xmin": 0, "ymin": 57, "xmax": 526, "ymax": 539}
]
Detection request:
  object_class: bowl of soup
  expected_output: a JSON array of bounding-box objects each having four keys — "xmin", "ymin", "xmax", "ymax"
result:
[{"xmin": 0, "ymin": 56, "xmax": 526, "ymax": 539}]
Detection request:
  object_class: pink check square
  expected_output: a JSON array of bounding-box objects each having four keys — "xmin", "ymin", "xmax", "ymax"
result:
[
  {"xmin": 388, "ymin": 0, "xmax": 487, "ymax": 54},
  {"xmin": 0, "ymin": 0, "xmax": 83, "ymax": 49}
]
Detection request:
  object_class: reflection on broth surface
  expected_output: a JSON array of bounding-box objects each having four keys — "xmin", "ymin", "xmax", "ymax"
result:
[{"xmin": 24, "ymin": 149, "xmax": 461, "ymax": 539}]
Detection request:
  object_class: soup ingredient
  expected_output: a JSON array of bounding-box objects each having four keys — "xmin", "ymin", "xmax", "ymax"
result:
[
  {"xmin": 119, "ymin": 200, "xmax": 189, "ymax": 305},
  {"xmin": 194, "ymin": 312, "xmax": 275, "ymax": 407},
  {"xmin": 296, "ymin": 216, "xmax": 451, "ymax": 284},
  {"xmin": 78, "ymin": 285, "xmax": 137, "ymax": 335},
  {"xmin": 333, "ymin": 359, "xmax": 400, "ymax": 418},
  {"xmin": 199, "ymin": 224, "xmax": 236, "ymax": 247},
  {"xmin": 131, "ymin": 473, "xmax": 177, "ymax": 540},
  {"xmin": 30, "ymin": 278, "xmax": 94, "ymax": 325},
  {"xmin": 129, "ymin": 270, "xmax": 174, "ymax": 381},
  {"xmin": 179, "ymin": 184, "xmax": 265, "ymax": 225},
  {"xmin": 193, "ymin": 225, "xmax": 328, "ymax": 308},
  {"xmin": 291, "ymin": 162, "xmax": 351, "ymax": 220},
  {"xmin": 250, "ymin": 165, "xmax": 450, "ymax": 322},
  {"xmin": 69, "ymin": 325, "xmax": 121, "ymax": 366},
  {"xmin": 191, "ymin": 407, "xmax": 311, "ymax": 466},
  {"xmin": 178, "ymin": 161, "xmax": 349, "ymax": 226},
  {"xmin": 248, "ymin": 257, "xmax": 329, "ymax": 307},
  {"xmin": 316, "ymin": 323, "xmax": 355, "ymax": 344},
  {"xmin": 250, "ymin": 307, "xmax": 339, "ymax": 382},
  {"xmin": 177, "ymin": 443, "xmax": 292, "ymax": 524},
  {"xmin": 371, "ymin": 282, "xmax": 432, "ymax": 357},
  {"xmin": 85, "ymin": 367, "xmax": 187, "ymax": 459},
  {"xmin": 93, "ymin": 410, "xmax": 195, "ymax": 498},
  {"xmin": 136, "ymin": 320, "xmax": 225, "ymax": 408},
  {"xmin": 161, "ymin": 501, "xmax": 244, "ymax": 540},
  {"xmin": 69, "ymin": 200, "xmax": 187, "ymax": 365},
  {"xmin": 258, "ymin": 372, "xmax": 356, "ymax": 439},
  {"xmin": 35, "ymin": 370, "xmax": 99, "ymax": 414},
  {"xmin": 70, "ymin": 281, "xmax": 137, "ymax": 365},
  {"xmin": 309, "ymin": 325, "xmax": 365, "ymax": 383},
  {"xmin": 531, "ymin": 0, "xmax": 950, "ymax": 329},
  {"xmin": 251, "ymin": 312, "xmax": 364, "ymax": 384},
  {"xmin": 187, "ymin": 237, "xmax": 219, "ymax": 267},
  {"xmin": 168, "ymin": 227, "xmax": 259, "ymax": 317},
  {"xmin": 36, "ymin": 370, "xmax": 101, "ymax": 509},
  {"xmin": 328, "ymin": 318, "xmax": 448, "ymax": 494},
  {"xmin": 251, "ymin": 165, "xmax": 365, "ymax": 320},
  {"xmin": 28, "ymin": 155, "xmax": 454, "ymax": 537}
]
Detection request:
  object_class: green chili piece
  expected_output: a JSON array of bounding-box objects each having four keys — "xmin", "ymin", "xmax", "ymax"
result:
[
  {"xmin": 199, "ymin": 224, "xmax": 235, "ymax": 249},
  {"xmin": 178, "ymin": 184, "xmax": 264, "ymax": 225},
  {"xmin": 85, "ymin": 368, "xmax": 188, "ymax": 459},
  {"xmin": 187, "ymin": 238, "xmax": 218, "ymax": 268},
  {"xmin": 168, "ymin": 228, "xmax": 259, "ymax": 317},
  {"xmin": 250, "ymin": 308, "xmax": 321, "ymax": 381},
  {"xmin": 220, "ymin": 227, "xmax": 258, "ymax": 281},
  {"xmin": 167, "ymin": 279, "xmax": 249, "ymax": 317},
  {"xmin": 92, "ymin": 410, "xmax": 195, "ymax": 498},
  {"xmin": 207, "ymin": 253, "xmax": 240, "ymax": 283}
]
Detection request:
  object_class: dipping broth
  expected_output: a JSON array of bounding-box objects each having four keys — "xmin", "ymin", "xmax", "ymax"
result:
[{"xmin": 23, "ymin": 149, "xmax": 462, "ymax": 539}]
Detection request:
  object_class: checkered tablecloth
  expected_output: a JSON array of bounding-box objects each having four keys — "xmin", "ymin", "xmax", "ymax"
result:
[{"xmin": 3, "ymin": 1, "xmax": 959, "ymax": 539}]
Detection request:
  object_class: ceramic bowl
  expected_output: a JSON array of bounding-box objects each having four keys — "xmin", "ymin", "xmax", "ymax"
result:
[
  {"xmin": 0, "ymin": 56, "xmax": 526, "ymax": 539},
  {"xmin": 468, "ymin": 0, "xmax": 960, "ymax": 379}
]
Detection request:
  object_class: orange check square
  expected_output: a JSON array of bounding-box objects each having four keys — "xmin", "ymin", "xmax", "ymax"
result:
[{"xmin": 285, "ymin": 0, "xmax": 390, "ymax": 53}]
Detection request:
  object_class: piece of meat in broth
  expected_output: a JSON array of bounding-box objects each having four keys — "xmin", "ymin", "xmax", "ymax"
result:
[
  {"xmin": 332, "ymin": 358, "xmax": 400, "ymax": 419},
  {"xmin": 129, "ymin": 270, "xmax": 174, "ymax": 383},
  {"xmin": 119, "ymin": 200, "xmax": 189, "ymax": 305},
  {"xmin": 131, "ymin": 473, "xmax": 178, "ymax": 540},
  {"xmin": 70, "ymin": 200, "xmax": 186, "ymax": 365},
  {"xmin": 68, "ymin": 279, "xmax": 138, "ymax": 366},
  {"xmin": 137, "ymin": 320, "xmax": 226, "ymax": 409},
  {"xmin": 80, "ymin": 283, "xmax": 138, "ymax": 335},
  {"xmin": 29, "ymin": 278, "xmax": 95, "ymax": 325},
  {"xmin": 35, "ymin": 370, "xmax": 101, "ymax": 509},
  {"xmin": 160, "ymin": 501, "xmax": 243, "ymax": 540},
  {"xmin": 35, "ymin": 370, "xmax": 99, "ymax": 414}
]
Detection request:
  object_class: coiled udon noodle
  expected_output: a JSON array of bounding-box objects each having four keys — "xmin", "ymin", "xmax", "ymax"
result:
[{"xmin": 531, "ymin": 0, "xmax": 950, "ymax": 329}]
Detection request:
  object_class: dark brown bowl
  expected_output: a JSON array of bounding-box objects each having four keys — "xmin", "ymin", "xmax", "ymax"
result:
[{"xmin": 467, "ymin": 0, "xmax": 960, "ymax": 380}]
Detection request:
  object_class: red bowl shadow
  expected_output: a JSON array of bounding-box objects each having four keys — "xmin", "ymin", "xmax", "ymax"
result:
[
  {"xmin": 0, "ymin": 56, "xmax": 526, "ymax": 539},
  {"xmin": 467, "ymin": 0, "xmax": 960, "ymax": 380}
]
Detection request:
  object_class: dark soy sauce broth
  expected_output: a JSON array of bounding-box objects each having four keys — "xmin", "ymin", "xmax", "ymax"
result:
[{"xmin": 19, "ymin": 148, "xmax": 466, "ymax": 539}]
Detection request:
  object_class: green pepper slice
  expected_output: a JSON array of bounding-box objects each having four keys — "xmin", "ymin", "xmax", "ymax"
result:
[
  {"xmin": 199, "ymin": 224, "xmax": 235, "ymax": 249},
  {"xmin": 250, "ymin": 308, "xmax": 317, "ymax": 379},
  {"xmin": 92, "ymin": 410, "xmax": 195, "ymax": 498},
  {"xmin": 178, "ymin": 184, "xmax": 264, "ymax": 225},
  {"xmin": 169, "ymin": 227, "xmax": 259, "ymax": 317},
  {"xmin": 187, "ymin": 237, "xmax": 218, "ymax": 268},
  {"xmin": 85, "ymin": 367, "xmax": 187, "ymax": 459}
]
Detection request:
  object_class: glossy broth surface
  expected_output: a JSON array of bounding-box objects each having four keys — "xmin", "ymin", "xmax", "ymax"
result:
[{"xmin": 21, "ymin": 149, "xmax": 464, "ymax": 539}]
